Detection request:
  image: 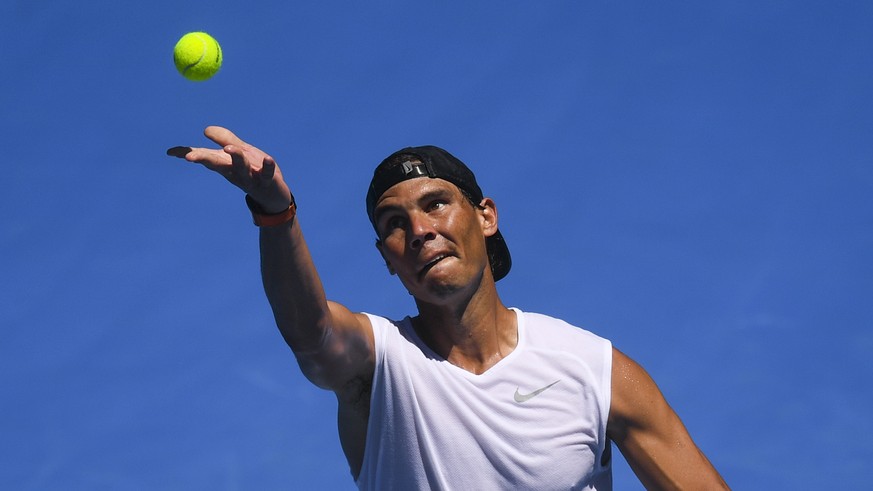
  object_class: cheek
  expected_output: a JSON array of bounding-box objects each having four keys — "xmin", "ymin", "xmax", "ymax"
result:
[
  {"xmin": 380, "ymin": 234, "xmax": 406, "ymax": 258},
  {"xmin": 453, "ymin": 213, "xmax": 483, "ymax": 240}
]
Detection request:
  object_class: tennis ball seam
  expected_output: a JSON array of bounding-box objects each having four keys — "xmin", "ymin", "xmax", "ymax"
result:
[{"xmin": 179, "ymin": 34, "xmax": 209, "ymax": 77}]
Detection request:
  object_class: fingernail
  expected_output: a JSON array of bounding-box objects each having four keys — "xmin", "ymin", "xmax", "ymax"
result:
[{"xmin": 167, "ymin": 146, "xmax": 192, "ymax": 158}]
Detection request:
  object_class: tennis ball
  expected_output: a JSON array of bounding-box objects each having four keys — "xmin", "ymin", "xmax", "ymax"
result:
[{"xmin": 173, "ymin": 32, "xmax": 222, "ymax": 81}]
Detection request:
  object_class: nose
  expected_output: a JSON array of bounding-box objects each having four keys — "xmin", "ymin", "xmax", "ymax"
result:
[{"xmin": 408, "ymin": 211, "xmax": 436, "ymax": 250}]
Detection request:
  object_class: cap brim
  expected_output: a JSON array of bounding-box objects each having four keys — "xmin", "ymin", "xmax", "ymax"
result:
[{"xmin": 486, "ymin": 229, "xmax": 511, "ymax": 281}]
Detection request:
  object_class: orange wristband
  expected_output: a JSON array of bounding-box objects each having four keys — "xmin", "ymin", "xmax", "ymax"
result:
[{"xmin": 245, "ymin": 195, "xmax": 297, "ymax": 227}]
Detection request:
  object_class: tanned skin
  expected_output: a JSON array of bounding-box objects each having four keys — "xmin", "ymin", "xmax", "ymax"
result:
[{"xmin": 171, "ymin": 126, "xmax": 729, "ymax": 489}]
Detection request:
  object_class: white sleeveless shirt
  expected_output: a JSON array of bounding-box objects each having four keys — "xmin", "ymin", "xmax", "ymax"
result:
[{"xmin": 356, "ymin": 308, "xmax": 613, "ymax": 490}]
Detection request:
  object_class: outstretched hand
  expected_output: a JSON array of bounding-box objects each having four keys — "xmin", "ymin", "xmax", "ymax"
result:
[{"xmin": 167, "ymin": 126, "xmax": 293, "ymax": 214}]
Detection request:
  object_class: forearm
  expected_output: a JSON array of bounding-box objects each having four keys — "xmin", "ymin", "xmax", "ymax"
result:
[{"xmin": 258, "ymin": 218, "xmax": 332, "ymax": 354}]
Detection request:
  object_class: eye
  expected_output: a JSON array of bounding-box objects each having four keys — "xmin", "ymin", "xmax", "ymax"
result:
[
  {"xmin": 427, "ymin": 199, "xmax": 448, "ymax": 212},
  {"xmin": 384, "ymin": 215, "xmax": 407, "ymax": 231}
]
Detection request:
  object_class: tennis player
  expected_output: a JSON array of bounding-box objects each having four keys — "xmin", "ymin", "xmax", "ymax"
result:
[{"xmin": 169, "ymin": 126, "xmax": 728, "ymax": 490}]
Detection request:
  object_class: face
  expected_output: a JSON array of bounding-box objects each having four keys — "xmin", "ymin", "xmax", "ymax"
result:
[{"xmin": 373, "ymin": 177, "xmax": 498, "ymax": 303}]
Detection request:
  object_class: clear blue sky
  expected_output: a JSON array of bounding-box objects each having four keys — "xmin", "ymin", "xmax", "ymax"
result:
[{"xmin": 2, "ymin": 2, "xmax": 872, "ymax": 489}]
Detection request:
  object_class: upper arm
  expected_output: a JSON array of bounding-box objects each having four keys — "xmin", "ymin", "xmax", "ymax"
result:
[
  {"xmin": 608, "ymin": 347, "xmax": 729, "ymax": 490},
  {"xmin": 292, "ymin": 301, "xmax": 376, "ymax": 394}
]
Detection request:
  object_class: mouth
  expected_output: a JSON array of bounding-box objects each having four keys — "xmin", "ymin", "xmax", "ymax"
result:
[{"xmin": 418, "ymin": 254, "xmax": 450, "ymax": 279}]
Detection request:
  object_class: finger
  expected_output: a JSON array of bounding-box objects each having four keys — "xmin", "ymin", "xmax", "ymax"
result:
[
  {"xmin": 166, "ymin": 146, "xmax": 192, "ymax": 158},
  {"xmin": 187, "ymin": 147, "xmax": 231, "ymax": 163},
  {"xmin": 204, "ymin": 126, "xmax": 246, "ymax": 148},
  {"xmin": 261, "ymin": 157, "xmax": 276, "ymax": 181},
  {"xmin": 252, "ymin": 155, "xmax": 276, "ymax": 189},
  {"xmin": 171, "ymin": 146, "xmax": 233, "ymax": 175},
  {"xmin": 223, "ymin": 144, "xmax": 253, "ymax": 185}
]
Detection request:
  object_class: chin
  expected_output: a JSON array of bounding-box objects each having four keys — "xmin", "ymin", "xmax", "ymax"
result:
[
  {"xmin": 418, "ymin": 272, "xmax": 484, "ymax": 304},
  {"xmin": 426, "ymin": 281, "xmax": 465, "ymax": 298},
  {"xmin": 401, "ymin": 274, "xmax": 460, "ymax": 303},
  {"xmin": 403, "ymin": 261, "xmax": 487, "ymax": 303}
]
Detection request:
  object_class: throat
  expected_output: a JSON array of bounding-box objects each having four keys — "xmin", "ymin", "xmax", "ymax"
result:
[{"xmin": 411, "ymin": 307, "xmax": 519, "ymax": 375}]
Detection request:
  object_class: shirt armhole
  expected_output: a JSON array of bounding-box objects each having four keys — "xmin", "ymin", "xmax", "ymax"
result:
[
  {"xmin": 599, "ymin": 339, "xmax": 614, "ymax": 471},
  {"xmin": 361, "ymin": 312, "xmax": 386, "ymax": 367}
]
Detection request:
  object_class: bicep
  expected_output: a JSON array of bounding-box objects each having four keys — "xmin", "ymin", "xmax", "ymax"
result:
[{"xmin": 608, "ymin": 347, "xmax": 728, "ymax": 490}]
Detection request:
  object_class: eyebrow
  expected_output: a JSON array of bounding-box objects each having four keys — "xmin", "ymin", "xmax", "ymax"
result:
[
  {"xmin": 372, "ymin": 186, "xmax": 456, "ymax": 225},
  {"xmin": 417, "ymin": 187, "xmax": 455, "ymax": 205}
]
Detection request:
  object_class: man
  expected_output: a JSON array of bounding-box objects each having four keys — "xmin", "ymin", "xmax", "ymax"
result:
[{"xmin": 168, "ymin": 127, "xmax": 729, "ymax": 490}]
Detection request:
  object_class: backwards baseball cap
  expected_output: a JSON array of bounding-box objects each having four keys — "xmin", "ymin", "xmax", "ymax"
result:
[{"xmin": 366, "ymin": 145, "xmax": 511, "ymax": 281}]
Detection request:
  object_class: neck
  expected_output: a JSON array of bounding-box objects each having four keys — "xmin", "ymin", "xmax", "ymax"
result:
[{"xmin": 412, "ymin": 276, "xmax": 517, "ymax": 375}]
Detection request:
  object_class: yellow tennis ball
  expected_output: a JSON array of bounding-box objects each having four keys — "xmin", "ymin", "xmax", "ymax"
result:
[{"xmin": 173, "ymin": 32, "xmax": 222, "ymax": 81}]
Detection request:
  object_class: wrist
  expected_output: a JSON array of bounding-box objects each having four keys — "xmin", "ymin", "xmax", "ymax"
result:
[{"xmin": 245, "ymin": 194, "xmax": 297, "ymax": 227}]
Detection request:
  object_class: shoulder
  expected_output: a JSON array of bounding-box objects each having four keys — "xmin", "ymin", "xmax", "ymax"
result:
[
  {"xmin": 607, "ymin": 348, "xmax": 671, "ymax": 438},
  {"xmin": 357, "ymin": 312, "xmax": 425, "ymax": 362},
  {"xmin": 359, "ymin": 312, "xmax": 412, "ymax": 342},
  {"xmin": 519, "ymin": 309, "xmax": 612, "ymax": 349},
  {"xmin": 517, "ymin": 309, "xmax": 613, "ymax": 388}
]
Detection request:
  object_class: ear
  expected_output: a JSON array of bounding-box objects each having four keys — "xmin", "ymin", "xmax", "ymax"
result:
[
  {"xmin": 374, "ymin": 239, "xmax": 397, "ymax": 275},
  {"xmin": 478, "ymin": 197, "xmax": 499, "ymax": 238}
]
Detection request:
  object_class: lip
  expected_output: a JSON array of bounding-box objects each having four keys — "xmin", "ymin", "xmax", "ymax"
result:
[{"xmin": 418, "ymin": 253, "xmax": 452, "ymax": 279}]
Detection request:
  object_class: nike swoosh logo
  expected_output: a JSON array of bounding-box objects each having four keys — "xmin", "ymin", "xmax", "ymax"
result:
[{"xmin": 514, "ymin": 380, "xmax": 561, "ymax": 403}]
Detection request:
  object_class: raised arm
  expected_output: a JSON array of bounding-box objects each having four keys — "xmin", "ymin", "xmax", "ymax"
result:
[
  {"xmin": 168, "ymin": 126, "xmax": 374, "ymax": 391},
  {"xmin": 607, "ymin": 348, "xmax": 729, "ymax": 490}
]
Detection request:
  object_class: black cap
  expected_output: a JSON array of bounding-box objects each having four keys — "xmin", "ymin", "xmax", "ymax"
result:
[{"xmin": 366, "ymin": 145, "xmax": 511, "ymax": 281}]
